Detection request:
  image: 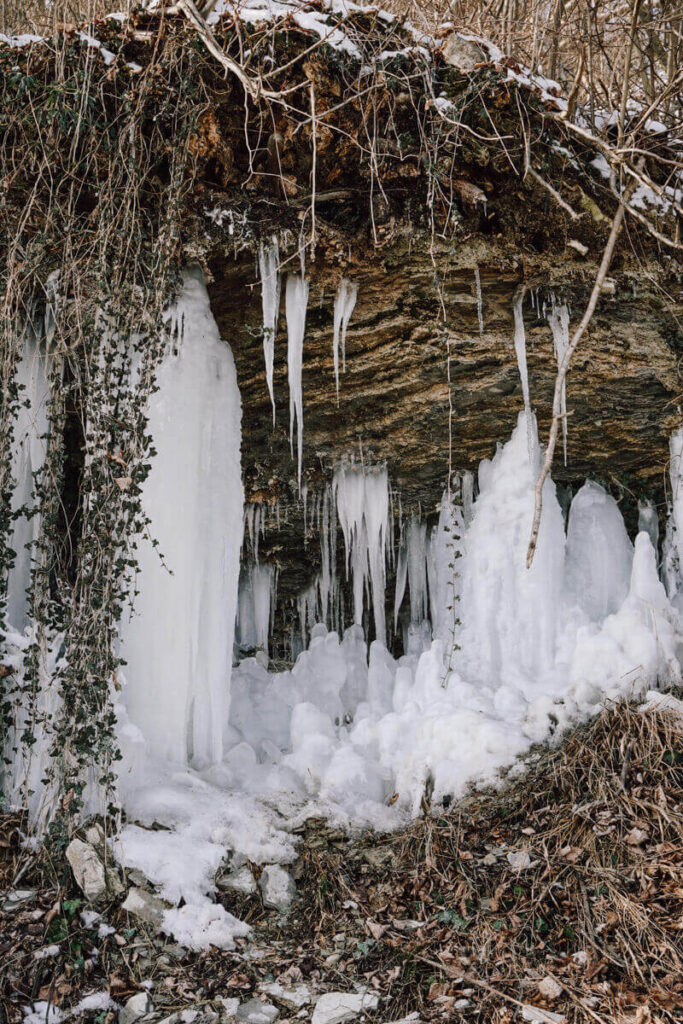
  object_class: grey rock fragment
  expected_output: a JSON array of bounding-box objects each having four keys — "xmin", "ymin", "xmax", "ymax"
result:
[
  {"xmin": 66, "ymin": 839, "xmax": 123, "ymax": 902},
  {"xmin": 259, "ymin": 864, "xmax": 296, "ymax": 914},
  {"xmin": 119, "ymin": 991, "xmax": 154, "ymax": 1024},
  {"xmin": 440, "ymin": 34, "xmax": 488, "ymax": 72},
  {"xmin": 121, "ymin": 886, "xmax": 170, "ymax": 929}
]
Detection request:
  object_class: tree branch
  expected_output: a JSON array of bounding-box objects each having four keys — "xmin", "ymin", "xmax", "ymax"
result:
[{"xmin": 526, "ymin": 180, "xmax": 636, "ymax": 568}]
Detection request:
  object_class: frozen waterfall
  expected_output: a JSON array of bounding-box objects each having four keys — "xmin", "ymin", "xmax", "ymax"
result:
[{"xmin": 119, "ymin": 267, "xmax": 243, "ymax": 769}]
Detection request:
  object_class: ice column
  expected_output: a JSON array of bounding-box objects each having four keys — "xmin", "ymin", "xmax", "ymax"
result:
[
  {"xmin": 236, "ymin": 563, "xmax": 276, "ymax": 654},
  {"xmin": 406, "ymin": 517, "xmax": 428, "ymax": 623},
  {"xmin": 458, "ymin": 412, "xmax": 565, "ymax": 688},
  {"xmin": 334, "ymin": 464, "xmax": 389, "ymax": 644},
  {"xmin": 332, "ymin": 278, "xmax": 358, "ymax": 401},
  {"xmin": 512, "ymin": 290, "xmax": 534, "ymax": 461},
  {"xmin": 119, "ymin": 267, "xmax": 244, "ymax": 769},
  {"xmin": 565, "ymin": 481, "xmax": 633, "ymax": 622},
  {"xmin": 547, "ymin": 298, "xmax": 570, "ymax": 465},
  {"xmin": 286, "ymin": 274, "xmax": 309, "ymax": 490},
  {"xmin": 258, "ymin": 237, "xmax": 281, "ymax": 423},
  {"xmin": 427, "ymin": 492, "xmax": 464, "ymax": 652}
]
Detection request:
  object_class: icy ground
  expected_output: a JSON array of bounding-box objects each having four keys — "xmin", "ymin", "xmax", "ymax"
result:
[
  {"xmin": 5, "ymin": 264, "xmax": 683, "ymax": 954},
  {"xmin": 111, "ymin": 411, "xmax": 683, "ymax": 951}
]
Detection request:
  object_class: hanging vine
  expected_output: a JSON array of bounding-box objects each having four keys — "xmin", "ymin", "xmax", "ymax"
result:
[{"xmin": 0, "ymin": 22, "xmax": 206, "ymax": 828}]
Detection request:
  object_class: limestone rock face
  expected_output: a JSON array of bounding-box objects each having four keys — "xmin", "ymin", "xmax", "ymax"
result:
[{"xmin": 207, "ymin": 234, "xmax": 682, "ymax": 629}]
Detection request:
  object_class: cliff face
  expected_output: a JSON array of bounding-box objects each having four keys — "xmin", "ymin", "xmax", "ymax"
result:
[
  {"xmin": 203, "ymin": 230, "xmax": 683, "ymax": 627},
  {"xmin": 208, "ymin": 234, "xmax": 682, "ymax": 502},
  {"xmin": 3, "ymin": 8, "xmax": 682, "ymax": 648}
]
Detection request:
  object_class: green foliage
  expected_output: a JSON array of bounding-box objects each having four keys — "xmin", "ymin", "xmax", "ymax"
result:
[{"xmin": 0, "ymin": 24, "xmax": 204, "ymax": 827}]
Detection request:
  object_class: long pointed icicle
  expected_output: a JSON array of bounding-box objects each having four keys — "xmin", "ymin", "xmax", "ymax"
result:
[
  {"xmin": 259, "ymin": 237, "xmax": 280, "ymax": 424},
  {"xmin": 333, "ymin": 279, "xmax": 358, "ymax": 401},
  {"xmin": 512, "ymin": 289, "xmax": 534, "ymax": 462},
  {"xmin": 286, "ymin": 273, "xmax": 309, "ymax": 490},
  {"xmin": 548, "ymin": 297, "xmax": 570, "ymax": 466}
]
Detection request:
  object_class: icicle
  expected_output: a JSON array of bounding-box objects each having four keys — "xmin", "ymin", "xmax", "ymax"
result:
[
  {"xmin": 320, "ymin": 488, "xmax": 332, "ymax": 625},
  {"xmin": 334, "ymin": 463, "xmax": 389, "ymax": 644},
  {"xmin": 286, "ymin": 274, "xmax": 309, "ymax": 490},
  {"xmin": 236, "ymin": 563, "xmax": 275, "ymax": 654},
  {"xmin": 473, "ymin": 266, "xmax": 484, "ymax": 335},
  {"xmin": 461, "ymin": 470, "xmax": 474, "ymax": 527},
  {"xmin": 297, "ymin": 581, "xmax": 319, "ymax": 649},
  {"xmin": 393, "ymin": 526, "xmax": 407, "ymax": 632},
  {"xmin": 512, "ymin": 289, "xmax": 534, "ymax": 462},
  {"xmin": 258, "ymin": 236, "xmax": 280, "ymax": 423},
  {"xmin": 406, "ymin": 517, "xmax": 428, "ymax": 623},
  {"xmin": 547, "ymin": 298, "xmax": 570, "ymax": 465},
  {"xmin": 302, "ymin": 483, "xmax": 309, "ymax": 538},
  {"xmin": 332, "ymin": 279, "xmax": 358, "ymax": 400}
]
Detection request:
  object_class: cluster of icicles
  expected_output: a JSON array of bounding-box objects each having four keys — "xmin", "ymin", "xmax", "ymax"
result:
[
  {"xmin": 239, "ymin": 260, "xmax": 576, "ymax": 661},
  {"xmin": 258, "ymin": 237, "xmax": 357, "ymax": 489},
  {"xmin": 4, "ymin": 265, "xmax": 683, "ymax": 954},
  {"xmin": 235, "ymin": 466, "xmax": 472, "ymax": 661}
]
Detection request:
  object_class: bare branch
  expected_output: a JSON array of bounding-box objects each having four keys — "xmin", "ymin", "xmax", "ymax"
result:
[{"xmin": 526, "ymin": 184, "xmax": 633, "ymax": 569}]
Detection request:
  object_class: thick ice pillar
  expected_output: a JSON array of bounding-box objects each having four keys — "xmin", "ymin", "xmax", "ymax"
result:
[{"xmin": 120, "ymin": 268, "xmax": 243, "ymax": 768}]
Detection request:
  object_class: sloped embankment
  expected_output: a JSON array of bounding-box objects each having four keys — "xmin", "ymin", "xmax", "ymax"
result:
[{"xmin": 2, "ymin": 693, "xmax": 682, "ymax": 1023}]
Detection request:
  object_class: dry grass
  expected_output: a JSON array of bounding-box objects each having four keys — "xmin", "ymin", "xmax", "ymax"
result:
[
  {"xmin": 243, "ymin": 695, "xmax": 683, "ymax": 1022},
  {"xmin": 5, "ymin": 694, "xmax": 680, "ymax": 1022}
]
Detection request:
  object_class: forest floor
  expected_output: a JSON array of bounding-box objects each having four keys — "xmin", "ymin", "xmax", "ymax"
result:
[{"xmin": 2, "ymin": 694, "xmax": 683, "ymax": 1024}]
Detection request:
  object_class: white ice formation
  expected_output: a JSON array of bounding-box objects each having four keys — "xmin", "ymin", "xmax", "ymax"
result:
[
  {"xmin": 119, "ymin": 267, "xmax": 244, "ymax": 769},
  {"xmin": 332, "ymin": 278, "xmax": 358, "ymax": 401},
  {"xmin": 4, "ymin": 265, "xmax": 683, "ymax": 954},
  {"xmin": 286, "ymin": 274, "xmax": 309, "ymax": 490},
  {"xmin": 258, "ymin": 237, "xmax": 281, "ymax": 423},
  {"xmin": 512, "ymin": 289, "xmax": 534, "ymax": 460},
  {"xmin": 547, "ymin": 297, "xmax": 570, "ymax": 464},
  {"xmin": 333, "ymin": 463, "xmax": 389, "ymax": 644}
]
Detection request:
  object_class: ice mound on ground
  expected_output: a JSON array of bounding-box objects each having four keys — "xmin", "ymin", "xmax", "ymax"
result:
[
  {"xmin": 111, "ymin": 394, "xmax": 683, "ymax": 950},
  {"xmin": 570, "ymin": 532, "xmax": 681, "ymax": 706},
  {"xmin": 457, "ymin": 411, "xmax": 565, "ymax": 692}
]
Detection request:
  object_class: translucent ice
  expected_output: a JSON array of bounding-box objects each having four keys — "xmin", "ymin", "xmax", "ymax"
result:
[
  {"xmin": 258, "ymin": 236, "xmax": 280, "ymax": 422},
  {"xmin": 547, "ymin": 298, "xmax": 570, "ymax": 465},
  {"xmin": 334, "ymin": 464, "xmax": 389, "ymax": 644},
  {"xmin": 512, "ymin": 290, "xmax": 534, "ymax": 461},
  {"xmin": 119, "ymin": 268, "xmax": 244, "ymax": 769},
  {"xmin": 565, "ymin": 481, "xmax": 633, "ymax": 622},
  {"xmin": 286, "ymin": 274, "xmax": 309, "ymax": 489},
  {"xmin": 333, "ymin": 278, "xmax": 358, "ymax": 398}
]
